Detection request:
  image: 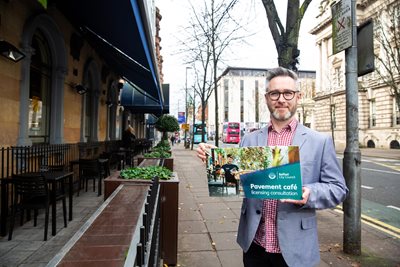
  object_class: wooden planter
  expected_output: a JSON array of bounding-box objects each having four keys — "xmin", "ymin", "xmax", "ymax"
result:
[{"xmin": 137, "ymin": 157, "xmax": 174, "ymax": 171}]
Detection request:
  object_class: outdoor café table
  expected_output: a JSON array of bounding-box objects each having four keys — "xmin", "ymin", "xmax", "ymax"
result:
[{"xmin": 18, "ymin": 171, "xmax": 74, "ymax": 236}]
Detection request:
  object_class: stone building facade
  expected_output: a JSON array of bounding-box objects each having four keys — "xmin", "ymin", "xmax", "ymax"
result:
[
  {"xmin": 310, "ymin": 0, "xmax": 400, "ymax": 149},
  {"xmin": 0, "ymin": 0, "xmax": 163, "ymax": 147}
]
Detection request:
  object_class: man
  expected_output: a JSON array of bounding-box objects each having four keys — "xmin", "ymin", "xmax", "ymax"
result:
[
  {"xmin": 221, "ymin": 154, "xmax": 239, "ymax": 194},
  {"xmin": 197, "ymin": 67, "xmax": 348, "ymax": 267}
]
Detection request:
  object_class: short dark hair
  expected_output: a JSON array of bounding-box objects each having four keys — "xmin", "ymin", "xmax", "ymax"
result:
[{"xmin": 266, "ymin": 67, "xmax": 298, "ymax": 91}]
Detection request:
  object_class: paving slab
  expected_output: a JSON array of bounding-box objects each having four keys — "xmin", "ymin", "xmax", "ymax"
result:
[
  {"xmin": 178, "ymin": 233, "xmax": 213, "ymax": 252},
  {"xmin": 217, "ymin": 249, "xmax": 245, "ymax": 267},
  {"xmin": 178, "ymin": 251, "xmax": 221, "ymax": 267},
  {"xmin": 205, "ymin": 218, "xmax": 240, "ymax": 233},
  {"xmin": 209, "ymin": 232, "xmax": 241, "ymax": 251}
]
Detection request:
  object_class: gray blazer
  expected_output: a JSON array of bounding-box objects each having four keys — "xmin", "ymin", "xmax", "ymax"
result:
[{"xmin": 236, "ymin": 124, "xmax": 348, "ymax": 267}]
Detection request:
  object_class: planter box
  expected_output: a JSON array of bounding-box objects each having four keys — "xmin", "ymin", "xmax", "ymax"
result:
[
  {"xmin": 104, "ymin": 169, "xmax": 179, "ymax": 266},
  {"xmin": 137, "ymin": 157, "xmax": 174, "ymax": 171}
]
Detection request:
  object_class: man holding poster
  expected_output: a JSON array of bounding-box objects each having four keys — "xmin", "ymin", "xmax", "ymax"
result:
[{"xmin": 197, "ymin": 67, "xmax": 348, "ymax": 267}]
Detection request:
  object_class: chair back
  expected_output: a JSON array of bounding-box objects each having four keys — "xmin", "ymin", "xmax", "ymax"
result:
[
  {"xmin": 12, "ymin": 174, "xmax": 48, "ymax": 199},
  {"xmin": 47, "ymin": 165, "xmax": 65, "ymax": 172},
  {"xmin": 79, "ymin": 159, "xmax": 100, "ymax": 176}
]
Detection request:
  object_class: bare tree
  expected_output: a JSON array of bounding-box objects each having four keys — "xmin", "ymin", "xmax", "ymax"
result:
[
  {"xmin": 261, "ymin": 0, "xmax": 312, "ymax": 71},
  {"xmin": 374, "ymin": 4, "xmax": 400, "ymax": 112},
  {"xmin": 180, "ymin": 0, "xmax": 249, "ymax": 146}
]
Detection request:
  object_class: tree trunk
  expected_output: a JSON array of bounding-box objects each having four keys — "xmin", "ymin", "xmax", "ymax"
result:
[{"xmin": 261, "ymin": 0, "xmax": 311, "ymax": 71}]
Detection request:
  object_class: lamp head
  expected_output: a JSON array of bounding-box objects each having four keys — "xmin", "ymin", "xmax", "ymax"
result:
[
  {"xmin": 0, "ymin": 40, "xmax": 25, "ymax": 62},
  {"xmin": 74, "ymin": 84, "xmax": 88, "ymax": 95}
]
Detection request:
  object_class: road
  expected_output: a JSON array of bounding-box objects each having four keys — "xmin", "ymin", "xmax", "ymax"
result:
[
  {"xmin": 337, "ymin": 154, "xmax": 400, "ymax": 230},
  {"xmin": 209, "ymin": 141, "xmax": 400, "ymax": 232}
]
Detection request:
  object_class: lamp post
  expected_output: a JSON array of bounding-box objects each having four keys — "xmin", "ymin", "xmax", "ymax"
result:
[{"xmin": 184, "ymin": 66, "xmax": 191, "ymax": 148}]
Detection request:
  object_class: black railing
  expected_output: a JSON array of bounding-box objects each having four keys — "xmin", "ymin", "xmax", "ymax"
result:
[
  {"xmin": 125, "ymin": 177, "xmax": 161, "ymax": 267},
  {"xmin": 0, "ymin": 139, "xmax": 155, "ymax": 237},
  {"xmin": 0, "ymin": 143, "xmax": 79, "ymax": 236}
]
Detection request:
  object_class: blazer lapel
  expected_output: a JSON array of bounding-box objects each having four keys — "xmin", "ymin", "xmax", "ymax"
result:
[{"xmin": 292, "ymin": 124, "xmax": 307, "ymax": 149}]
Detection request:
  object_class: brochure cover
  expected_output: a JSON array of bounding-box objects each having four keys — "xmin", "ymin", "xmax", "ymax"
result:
[{"xmin": 206, "ymin": 146, "xmax": 302, "ymax": 199}]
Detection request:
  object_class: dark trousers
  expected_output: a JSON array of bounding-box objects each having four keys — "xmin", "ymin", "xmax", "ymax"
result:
[{"xmin": 243, "ymin": 242, "xmax": 288, "ymax": 267}]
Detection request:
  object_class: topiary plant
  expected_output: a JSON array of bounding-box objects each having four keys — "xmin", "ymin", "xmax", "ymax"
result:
[{"xmin": 154, "ymin": 114, "xmax": 180, "ymax": 141}]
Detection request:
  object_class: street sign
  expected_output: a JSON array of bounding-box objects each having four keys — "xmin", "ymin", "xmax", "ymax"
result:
[
  {"xmin": 181, "ymin": 123, "xmax": 189, "ymax": 131},
  {"xmin": 332, "ymin": 0, "xmax": 352, "ymax": 54},
  {"xmin": 178, "ymin": 112, "xmax": 185, "ymax": 124}
]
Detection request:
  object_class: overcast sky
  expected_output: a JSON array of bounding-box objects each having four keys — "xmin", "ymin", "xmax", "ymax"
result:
[{"xmin": 155, "ymin": 0, "xmax": 320, "ymax": 118}]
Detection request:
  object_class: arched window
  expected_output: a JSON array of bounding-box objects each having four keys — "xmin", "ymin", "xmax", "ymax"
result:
[
  {"xmin": 390, "ymin": 140, "xmax": 400, "ymax": 149},
  {"xmin": 19, "ymin": 14, "xmax": 67, "ymax": 146},
  {"xmin": 367, "ymin": 140, "xmax": 375, "ymax": 148},
  {"xmin": 29, "ymin": 30, "xmax": 51, "ymax": 144}
]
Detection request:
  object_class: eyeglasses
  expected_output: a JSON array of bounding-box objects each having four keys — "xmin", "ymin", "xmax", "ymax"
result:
[{"xmin": 265, "ymin": 90, "xmax": 299, "ymax": 101}]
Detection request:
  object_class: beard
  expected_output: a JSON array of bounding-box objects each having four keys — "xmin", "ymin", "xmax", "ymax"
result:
[
  {"xmin": 271, "ymin": 110, "xmax": 293, "ymax": 121},
  {"xmin": 267, "ymin": 103, "xmax": 297, "ymax": 121}
]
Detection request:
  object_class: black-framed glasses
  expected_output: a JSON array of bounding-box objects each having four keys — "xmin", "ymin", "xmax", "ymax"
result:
[{"xmin": 265, "ymin": 90, "xmax": 299, "ymax": 101}]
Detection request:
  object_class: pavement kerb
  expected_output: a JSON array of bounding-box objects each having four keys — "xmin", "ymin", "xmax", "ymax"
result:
[{"xmin": 334, "ymin": 206, "xmax": 400, "ymax": 237}]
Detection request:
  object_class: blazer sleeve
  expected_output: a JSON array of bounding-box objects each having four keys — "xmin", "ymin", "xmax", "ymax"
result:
[{"xmin": 302, "ymin": 135, "xmax": 348, "ymax": 209}]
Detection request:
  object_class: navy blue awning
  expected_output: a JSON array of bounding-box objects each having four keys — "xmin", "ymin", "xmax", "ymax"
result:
[
  {"xmin": 121, "ymin": 82, "xmax": 169, "ymax": 116},
  {"xmin": 57, "ymin": 0, "xmax": 163, "ymax": 104}
]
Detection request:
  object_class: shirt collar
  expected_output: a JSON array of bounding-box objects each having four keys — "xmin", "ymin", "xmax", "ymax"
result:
[{"xmin": 268, "ymin": 119, "xmax": 298, "ymax": 133}]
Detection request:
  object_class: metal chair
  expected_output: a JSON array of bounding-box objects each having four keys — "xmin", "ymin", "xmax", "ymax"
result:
[
  {"xmin": 78, "ymin": 159, "xmax": 103, "ymax": 196},
  {"xmin": 8, "ymin": 174, "xmax": 50, "ymax": 241},
  {"xmin": 45, "ymin": 165, "xmax": 68, "ymax": 228}
]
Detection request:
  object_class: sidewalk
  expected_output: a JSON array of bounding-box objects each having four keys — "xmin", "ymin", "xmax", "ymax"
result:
[
  {"xmin": 174, "ymin": 144, "xmax": 400, "ymax": 267},
  {"xmin": 336, "ymin": 147, "xmax": 400, "ymax": 160}
]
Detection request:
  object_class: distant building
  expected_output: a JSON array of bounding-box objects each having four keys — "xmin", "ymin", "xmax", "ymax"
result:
[
  {"xmin": 310, "ymin": 0, "xmax": 400, "ymax": 149},
  {"xmin": 207, "ymin": 67, "xmax": 316, "ymax": 137}
]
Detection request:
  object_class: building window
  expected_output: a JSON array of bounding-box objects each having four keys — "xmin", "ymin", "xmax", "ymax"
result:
[
  {"xmin": 330, "ymin": 104, "xmax": 336, "ymax": 129},
  {"xmin": 224, "ymin": 79, "xmax": 229, "ymax": 122},
  {"xmin": 367, "ymin": 140, "xmax": 376, "ymax": 148},
  {"xmin": 29, "ymin": 30, "xmax": 51, "ymax": 144},
  {"xmin": 393, "ymin": 99, "xmax": 400, "ymax": 126},
  {"xmin": 240, "ymin": 80, "xmax": 244, "ymax": 122},
  {"xmin": 369, "ymin": 99, "xmax": 376, "ymax": 128},
  {"xmin": 390, "ymin": 140, "xmax": 400, "ymax": 149},
  {"xmin": 255, "ymin": 80, "xmax": 259, "ymax": 122},
  {"xmin": 334, "ymin": 67, "xmax": 341, "ymax": 88}
]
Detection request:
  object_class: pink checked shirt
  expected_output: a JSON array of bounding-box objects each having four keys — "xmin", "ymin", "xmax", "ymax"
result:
[{"xmin": 253, "ymin": 119, "xmax": 298, "ymax": 253}]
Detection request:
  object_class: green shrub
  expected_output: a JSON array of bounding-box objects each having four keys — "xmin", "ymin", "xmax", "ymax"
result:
[
  {"xmin": 144, "ymin": 151, "xmax": 171, "ymax": 158},
  {"xmin": 154, "ymin": 140, "xmax": 171, "ymax": 151},
  {"xmin": 120, "ymin": 166, "xmax": 172, "ymax": 180}
]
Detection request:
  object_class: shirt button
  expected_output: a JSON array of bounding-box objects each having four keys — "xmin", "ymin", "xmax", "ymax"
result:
[{"xmin": 256, "ymin": 210, "xmax": 261, "ymax": 214}]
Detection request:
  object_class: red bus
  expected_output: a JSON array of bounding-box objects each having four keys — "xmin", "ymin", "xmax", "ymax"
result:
[{"xmin": 222, "ymin": 122, "xmax": 241, "ymax": 143}]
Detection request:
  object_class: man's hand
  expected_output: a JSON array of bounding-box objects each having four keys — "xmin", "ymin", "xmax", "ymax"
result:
[
  {"xmin": 280, "ymin": 187, "xmax": 310, "ymax": 205},
  {"xmin": 196, "ymin": 143, "xmax": 217, "ymax": 162}
]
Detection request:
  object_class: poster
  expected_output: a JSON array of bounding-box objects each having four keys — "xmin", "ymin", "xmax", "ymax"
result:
[{"xmin": 206, "ymin": 146, "xmax": 302, "ymax": 199}]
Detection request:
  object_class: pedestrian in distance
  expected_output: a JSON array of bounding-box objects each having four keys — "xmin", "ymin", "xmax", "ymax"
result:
[
  {"xmin": 122, "ymin": 124, "xmax": 136, "ymax": 149},
  {"xmin": 170, "ymin": 135, "xmax": 176, "ymax": 146},
  {"xmin": 197, "ymin": 67, "xmax": 348, "ymax": 267}
]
